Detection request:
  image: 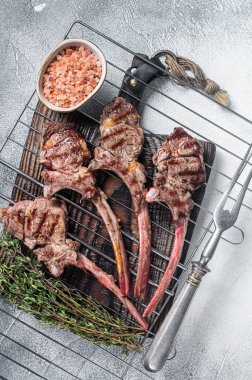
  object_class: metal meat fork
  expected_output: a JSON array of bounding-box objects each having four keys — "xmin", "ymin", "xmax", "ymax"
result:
[{"xmin": 144, "ymin": 144, "xmax": 252, "ymax": 373}]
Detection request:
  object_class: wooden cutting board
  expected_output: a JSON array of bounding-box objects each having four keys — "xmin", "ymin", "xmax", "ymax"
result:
[{"xmin": 11, "ymin": 57, "xmax": 216, "ymax": 332}]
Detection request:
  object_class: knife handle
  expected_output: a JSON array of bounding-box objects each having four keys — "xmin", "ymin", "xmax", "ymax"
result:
[
  {"xmin": 119, "ymin": 53, "xmax": 167, "ymax": 107},
  {"xmin": 143, "ymin": 263, "xmax": 207, "ymax": 373}
]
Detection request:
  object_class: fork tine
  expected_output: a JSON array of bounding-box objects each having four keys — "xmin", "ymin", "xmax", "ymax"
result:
[
  {"xmin": 231, "ymin": 168, "xmax": 252, "ymax": 218},
  {"xmin": 215, "ymin": 143, "xmax": 252, "ymax": 213}
]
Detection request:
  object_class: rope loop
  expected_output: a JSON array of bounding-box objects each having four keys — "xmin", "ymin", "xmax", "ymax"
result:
[{"xmin": 164, "ymin": 52, "xmax": 229, "ymax": 106}]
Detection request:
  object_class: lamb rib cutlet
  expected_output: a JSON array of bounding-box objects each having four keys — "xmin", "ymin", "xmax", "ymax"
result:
[
  {"xmin": 39, "ymin": 122, "xmax": 90, "ymax": 172},
  {"xmin": 143, "ymin": 127, "xmax": 206, "ymax": 317},
  {"xmin": 0, "ymin": 198, "xmax": 148, "ymax": 330},
  {"xmin": 0, "ymin": 197, "xmax": 67, "ymax": 250},
  {"xmin": 89, "ymin": 97, "xmax": 151, "ymax": 301},
  {"xmin": 39, "ymin": 122, "xmax": 130, "ymax": 297}
]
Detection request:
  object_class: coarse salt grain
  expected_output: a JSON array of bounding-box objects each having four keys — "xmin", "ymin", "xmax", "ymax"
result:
[{"xmin": 42, "ymin": 46, "xmax": 102, "ymax": 108}]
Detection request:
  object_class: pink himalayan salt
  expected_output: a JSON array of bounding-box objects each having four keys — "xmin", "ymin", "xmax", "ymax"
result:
[{"xmin": 42, "ymin": 46, "xmax": 102, "ymax": 108}]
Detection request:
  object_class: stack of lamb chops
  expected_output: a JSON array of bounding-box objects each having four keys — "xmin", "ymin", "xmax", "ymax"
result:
[{"xmin": 0, "ymin": 197, "xmax": 147, "ymax": 329}]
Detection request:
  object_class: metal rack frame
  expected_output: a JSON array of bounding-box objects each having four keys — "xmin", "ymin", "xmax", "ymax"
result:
[{"xmin": 0, "ymin": 20, "xmax": 251, "ymax": 379}]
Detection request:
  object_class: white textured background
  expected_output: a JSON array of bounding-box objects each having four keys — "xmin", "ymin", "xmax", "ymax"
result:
[{"xmin": 0, "ymin": 1, "xmax": 252, "ymax": 379}]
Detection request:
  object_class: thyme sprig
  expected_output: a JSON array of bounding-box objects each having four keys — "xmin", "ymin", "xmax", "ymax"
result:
[{"xmin": 0, "ymin": 232, "xmax": 142, "ymax": 351}]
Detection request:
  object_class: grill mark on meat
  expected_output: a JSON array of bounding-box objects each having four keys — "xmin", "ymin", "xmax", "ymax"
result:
[
  {"xmin": 144, "ymin": 127, "xmax": 206, "ymax": 317},
  {"xmin": 25, "ymin": 209, "xmax": 33, "ymax": 233},
  {"xmin": 34, "ymin": 210, "xmax": 47, "ymax": 238},
  {"xmin": 100, "ymin": 97, "xmax": 140, "ymax": 126},
  {"xmin": 39, "ymin": 122, "xmax": 90, "ymax": 173},
  {"xmin": 43, "ymin": 213, "xmax": 60, "ymax": 240},
  {"xmin": 0, "ymin": 198, "xmax": 67, "ymax": 250},
  {"xmin": 100, "ymin": 123, "xmax": 144, "ymax": 163}
]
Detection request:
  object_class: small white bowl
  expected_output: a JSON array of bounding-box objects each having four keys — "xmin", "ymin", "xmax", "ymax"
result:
[{"xmin": 37, "ymin": 38, "xmax": 107, "ymax": 113}]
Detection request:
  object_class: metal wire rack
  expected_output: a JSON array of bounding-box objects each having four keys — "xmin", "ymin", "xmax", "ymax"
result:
[{"xmin": 0, "ymin": 20, "xmax": 251, "ymax": 379}]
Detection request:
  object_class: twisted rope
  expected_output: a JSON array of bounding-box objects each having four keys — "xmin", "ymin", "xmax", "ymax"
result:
[{"xmin": 165, "ymin": 52, "xmax": 229, "ymax": 106}]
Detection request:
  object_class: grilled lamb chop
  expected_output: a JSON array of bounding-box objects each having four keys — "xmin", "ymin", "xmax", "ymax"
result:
[
  {"xmin": 39, "ymin": 122, "xmax": 90, "ymax": 172},
  {"xmin": 0, "ymin": 197, "xmax": 67, "ymax": 249},
  {"xmin": 0, "ymin": 198, "xmax": 147, "ymax": 329},
  {"xmin": 89, "ymin": 97, "xmax": 151, "ymax": 300},
  {"xmin": 24, "ymin": 197, "xmax": 67, "ymax": 249},
  {"xmin": 40, "ymin": 122, "xmax": 130, "ymax": 297},
  {"xmin": 143, "ymin": 127, "xmax": 206, "ymax": 317}
]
